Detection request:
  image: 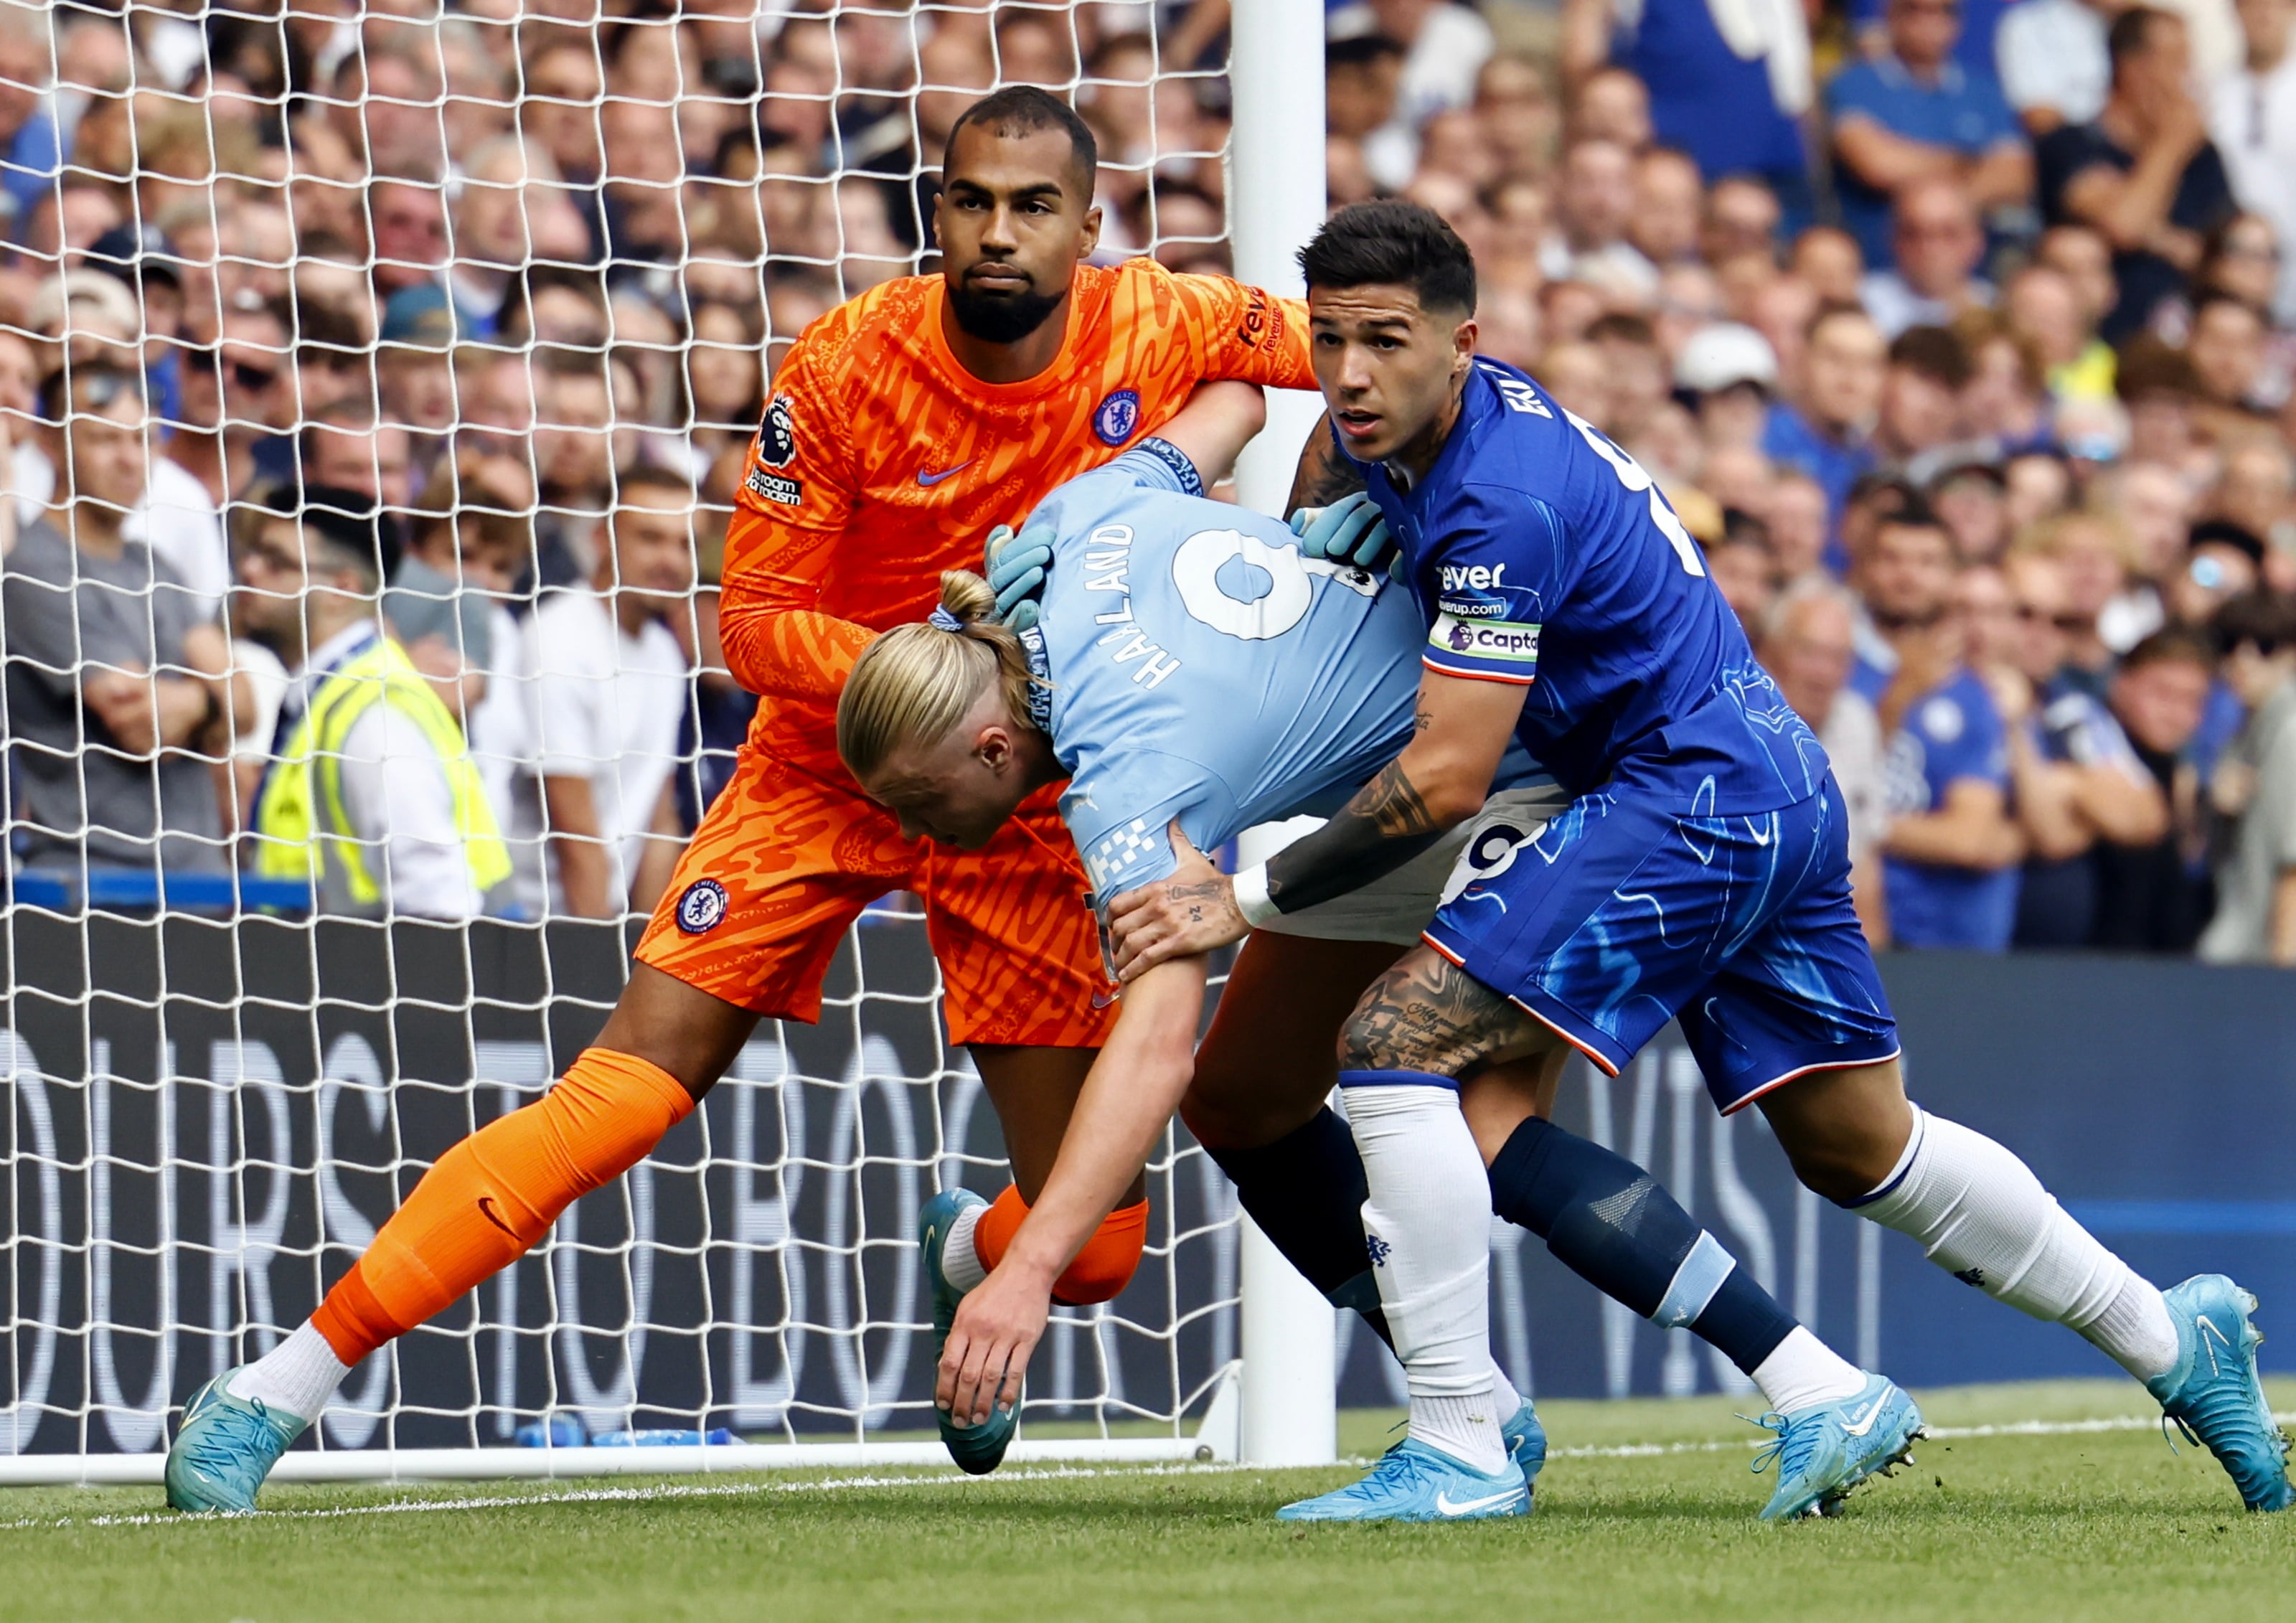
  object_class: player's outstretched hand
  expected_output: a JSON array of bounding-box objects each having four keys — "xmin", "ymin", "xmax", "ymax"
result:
[
  {"xmin": 938, "ymin": 1259, "xmax": 1051, "ymax": 1429},
  {"xmin": 1290, "ymin": 491, "xmax": 1393, "ymax": 573},
  {"xmin": 1106, "ymin": 824, "xmax": 1249, "ymax": 982},
  {"xmin": 984, "ymin": 519, "xmax": 1057, "ymax": 631}
]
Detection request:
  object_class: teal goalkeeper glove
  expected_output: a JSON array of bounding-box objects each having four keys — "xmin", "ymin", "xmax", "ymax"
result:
[
  {"xmin": 1289, "ymin": 491, "xmax": 1393, "ymax": 573},
  {"xmin": 983, "ymin": 519, "xmax": 1056, "ymax": 631}
]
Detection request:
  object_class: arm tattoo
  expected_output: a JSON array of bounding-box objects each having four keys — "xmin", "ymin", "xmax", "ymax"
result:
[
  {"xmin": 1286, "ymin": 415, "xmax": 1368, "ymax": 512},
  {"xmin": 1340, "ymin": 950, "xmax": 1535, "ymax": 1075},
  {"xmin": 1360, "ymin": 760, "xmax": 1436, "ymax": 837},
  {"xmin": 1264, "ymin": 759, "xmax": 1446, "ymax": 914}
]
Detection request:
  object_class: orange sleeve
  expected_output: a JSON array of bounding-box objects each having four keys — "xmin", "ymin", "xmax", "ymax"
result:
[
  {"xmin": 716, "ymin": 310, "xmax": 875, "ymax": 702},
  {"xmin": 1163, "ymin": 270, "xmax": 1317, "ymax": 392}
]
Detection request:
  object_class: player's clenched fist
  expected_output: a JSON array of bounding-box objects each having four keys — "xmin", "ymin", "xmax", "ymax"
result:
[{"xmin": 1106, "ymin": 825, "xmax": 1249, "ymax": 981}]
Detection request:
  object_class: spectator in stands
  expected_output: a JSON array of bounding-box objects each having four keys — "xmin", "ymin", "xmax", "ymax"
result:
[
  {"xmin": 1998, "ymin": 0, "xmax": 2116, "ymax": 137},
  {"xmin": 2096, "ymin": 626, "xmax": 2223, "ymax": 948},
  {"xmin": 2208, "ymin": 0, "xmax": 2296, "ymax": 327},
  {"xmin": 1862, "ymin": 176, "xmax": 1994, "ymax": 337},
  {"xmin": 2040, "ymin": 8, "xmax": 2239, "ymax": 341},
  {"xmin": 1868, "ymin": 504, "xmax": 2026, "ymax": 947},
  {"xmin": 1543, "ymin": 138, "xmax": 1655, "ymax": 293},
  {"xmin": 1987, "ymin": 552, "xmax": 2172, "ymax": 945},
  {"xmin": 1764, "ymin": 306, "xmax": 1887, "ymax": 532},
  {"xmin": 0, "ymin": 1, "xmax": 60, "ymax": 224},
  {"xmin": 236, "ymin": 481, "xmax": 508, "ymax": 921},
  {"xmin": 2198, "ymin": 588, "xmax": 2296, "ymax": 959},
  {"xmin": 1565, "ymin": 0, "xmax": 1812, "ymax": 209},
  {"xmin": 3, "ymin": 364, "xmax": 239, "ymax": 880},
  {"xmin": 1330, "ymin": 0, "xmax": 1494, "ymax": 187},
  {"xmin": 1872, "ymin": 324, "xmax": 1978, "ymax": 481},
  {"xmin": 516, "ymin": 464, "xmax": 695, "ymax": 920},
  {"xmin": 377, "ymin": 286, "xmax": 459, "ymax": 443},
  {"xmin": 1764, "ymin": 577, "xmax": 1892, "ymax": 941},
  {"xmin": 1827, "ymin": 0, "xmax": 2031, "ymax": 270}
]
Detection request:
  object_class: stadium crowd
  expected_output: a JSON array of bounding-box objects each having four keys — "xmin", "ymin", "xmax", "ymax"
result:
[{"xmin": 5, "ymin": 0, "xmax": 2296, "ymax": 961}]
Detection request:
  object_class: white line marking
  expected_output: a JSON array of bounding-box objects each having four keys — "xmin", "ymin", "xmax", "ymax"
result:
[{"xmin": 7, "ymin": 1411, "xmax": 2285, "ymax": 1533}]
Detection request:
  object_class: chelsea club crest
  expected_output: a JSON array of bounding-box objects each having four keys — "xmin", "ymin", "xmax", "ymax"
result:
[{"xmin": 1093, "ymin": 389, "xmax": 1141, "ymax": 446}]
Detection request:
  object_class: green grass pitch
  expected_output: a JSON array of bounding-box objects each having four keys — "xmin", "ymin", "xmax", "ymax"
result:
[{"xmin": 4, "ymin": 1379, "xmax": 2290, "ymax": 1622}]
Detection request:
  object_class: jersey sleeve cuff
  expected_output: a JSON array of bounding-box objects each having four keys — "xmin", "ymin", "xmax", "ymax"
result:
[{"xmin": 1131, "ymin": 437, "xmax": 1205, "ymax": 497}]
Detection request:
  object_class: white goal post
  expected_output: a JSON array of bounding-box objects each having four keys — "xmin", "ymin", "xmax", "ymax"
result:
[{"xmin": 0, "ymin": 1, "xmax": 1337, "ymax": 1487}]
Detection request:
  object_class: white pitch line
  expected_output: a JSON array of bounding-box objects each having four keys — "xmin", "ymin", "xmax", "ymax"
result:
[{"xmin": 7, "ymin": 1411, "xmax": 2287, "ymax": 1533}]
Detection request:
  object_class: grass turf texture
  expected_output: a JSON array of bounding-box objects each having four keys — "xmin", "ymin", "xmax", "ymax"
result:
[{"xmin": 4, "ymin": 1379, "xmax": 2290, "ymax": 1622}]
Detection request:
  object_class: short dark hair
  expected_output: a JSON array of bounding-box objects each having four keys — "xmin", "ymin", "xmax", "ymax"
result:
[
  {"xmin": 37, "ymin": 361, "xmax": 144, "ymax": 422},
  {"xmin": 616, "ymin": 462, "xmax": 695, "ymax": 507},
  {"xmin": 251, "ymin": 479, "xmax": 391, "ymax": 587},
  {"xmin": 944, "ymin": 86, "xmax": 1098, "ymax": 198},
  {"xmin": 1888, "ymin": 325, "xmax": 1972, "ymax": 389},
  {"xmin": 2190, "ymin": 518, "xmax": 2267, "ymax": 568},
  {"xmin": 2121, "ymin": 625, "xmax": 2219, "ymax": 674},
  {"xmin": 1876, "ymin": 496, "xmax": 1949, "ymax": 536},
  {"xmin": 2211, "ymin": 589, "xmax": 2296, "ymax": 655},
  {"xmin": 1299, "ymin": 200, "xmax": 1477, "ymax": 317},
  {"xmin": 1327, "ymin": 33, "xmax": 1406, "ymax": 70},
  {"xmin": 2108, "ymin": 6, "xmax": 2176, "ymax": 73}
]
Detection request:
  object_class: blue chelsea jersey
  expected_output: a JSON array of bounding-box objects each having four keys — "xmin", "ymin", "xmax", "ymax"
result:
[
  {"xmin": 1025, "ymin": 441, "xmax": 1544, "ymax": 909},
  {"xmin": 1354, "ymin": 359, "xmax": 1828, "ymax": 814}
]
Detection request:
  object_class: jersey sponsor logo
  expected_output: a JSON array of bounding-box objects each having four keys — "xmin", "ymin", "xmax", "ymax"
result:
[
  {"xmin": 1430, "ymin": 611, "xmax": 1540, "ymax": 664},
  {"xmin": 757, "ymin": 393, "xmax": 797, "ymax": 466},
  {"xmin": 915, "ymin": 459, "xmax": 972, "ymax": 486},
  {"xmin": 1439, "ymin": 563, "xmax": 1507, "ymax": 592},
  {"xmin": 1236, "ymin": 286, "xmax": 1274, "ymax": 350},
  {"xmin": 676, "ymin": 878, "xmax": 729, "ymax": 934},
  {"xmin": 1082, "ymin": 815, "xmax": 1162, "ymax": 894},
  {"xmin": 1439, "ymin": 594, "xmax": 1507, "ymax": 618},
  {"xmin": 746, "ymin": 465, "xmax": 802, "ymax": 507},
  {"xmin": 1093, "ymin": 388, "xmax": 1142, "ymax": 446}
]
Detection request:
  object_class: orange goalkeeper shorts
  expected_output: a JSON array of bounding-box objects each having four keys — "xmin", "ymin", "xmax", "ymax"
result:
[{"xmin": 634, "ymin": 745, "xmax": 1118, "ymax": 1050}]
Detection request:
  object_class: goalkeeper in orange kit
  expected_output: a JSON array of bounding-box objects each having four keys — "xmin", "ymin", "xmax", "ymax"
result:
[{"xmin": 166, "ymin": 88, "xmax": 1393, "ymax": 1509}]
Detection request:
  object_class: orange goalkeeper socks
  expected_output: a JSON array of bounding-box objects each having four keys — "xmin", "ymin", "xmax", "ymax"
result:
[
  {"xmin": 971, "ymin": 1185, "xmax": 1149, "ymax": 1306},
  {"xmin": 310, "ymin": 1048, "xmax": 695, "ymax": 1367}
]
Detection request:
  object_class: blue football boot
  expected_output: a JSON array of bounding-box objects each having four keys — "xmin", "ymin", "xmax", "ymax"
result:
[
  {"xmin": 1751, "ymin": 1372, "xmax": 1922, "ymax": 1521},
  {"xmin": 165, "ymin": 1369, "xmax": 306, "ymax": 1513},
  {"xmin": 920, "ymin": 1187, "xmax": 1019, "ymax": 1476},
  {"xmin": 2146, "ymin": 1275, "xmax": 2294, "ymax": 1511},
  {"xmin": 1276, "ymin": 1437, "xmax": 1530, "ymax": 1523},
  {"xmin": 1502, "ymin": 1398, "xmax": 1548, "ymax": 1497}
]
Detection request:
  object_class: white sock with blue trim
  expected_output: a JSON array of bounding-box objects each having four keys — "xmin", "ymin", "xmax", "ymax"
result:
[
  {"xmin": 1342, "ymin": 1074, "xmax": 1507, "ymax": 1475},
  {"xmin": 1850, "ymin": 1107, "xmax": 2178, "ymax": 1382}
]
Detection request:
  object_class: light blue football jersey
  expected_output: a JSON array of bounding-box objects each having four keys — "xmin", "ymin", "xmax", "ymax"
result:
[{"xmin": 1021, "ymin": 440, "xmax": 1539, "ymax": 910}]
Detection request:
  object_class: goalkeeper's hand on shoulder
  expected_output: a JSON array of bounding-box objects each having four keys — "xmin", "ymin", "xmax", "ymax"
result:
[
  {"xmin": 983, "ymin": 517, "xmax": 1056, "ymax": 631},
  {"xmin": 1289, "ymin": 490, "xmax": 1397, "ymax": 576}
]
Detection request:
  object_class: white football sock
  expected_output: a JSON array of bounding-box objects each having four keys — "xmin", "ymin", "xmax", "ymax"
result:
[
  {"xmin": 229, "ymin": 1321, "xmax": 351, "ymax": 1423},
  {"xmin": 1749, "ymin": 1326, "xmax": 1871, "ymax": 1416},
  {"xmin": 1345, "ymin": 1082, "xmax": 1507, "ymax": 1475},
  {"xmin": 942, "ymin": 1198, "xmax": 988, "ymax": 1294},
  {"xmin": 1852, "ymin": 1107, "xmax": 2179, "ymax": 1382},
  {"xmin": 1489, "ymin": 1364, "xmax": 1525, "ymax": 1421}
]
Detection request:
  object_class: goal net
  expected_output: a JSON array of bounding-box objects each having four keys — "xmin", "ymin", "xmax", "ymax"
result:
[{"xmin": 0, "ymin": 0, "xmax": 1276, "ymax": 1481}]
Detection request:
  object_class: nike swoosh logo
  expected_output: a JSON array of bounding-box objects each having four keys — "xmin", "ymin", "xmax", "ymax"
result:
[
  {"xmin": 1840, "ymin": 1396, "xmax": 1890, "ymax": 1437},
  {"xmin": 1434, "ymin": 1487, "xmax": 1523, "ymax": 1517},
  {"xmin": 2200, "ymin": 1314, "xmax": 2234, "ymax": 1377},
  {"xmin": 916, "ymin": 461, "xmax": 973, "ymax": 486},
  {"xmin": 476, "ymin": 1196, "xmax": 519, "ymax": 1238}
]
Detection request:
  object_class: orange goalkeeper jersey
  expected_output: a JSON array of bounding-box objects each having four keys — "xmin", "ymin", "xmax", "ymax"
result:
[{"xmin": 717, "ymin": 257, "xmax": 1314, "ymax": 776}]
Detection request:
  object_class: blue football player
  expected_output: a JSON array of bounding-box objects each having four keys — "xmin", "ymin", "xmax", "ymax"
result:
[
  {"xmin": 840, "ymin": 382, "xmax": 1910, "ymax": 1522},
  {"xmin": 1105, "ymin": 200, "xmax": 2292, "ymax": 1520}
]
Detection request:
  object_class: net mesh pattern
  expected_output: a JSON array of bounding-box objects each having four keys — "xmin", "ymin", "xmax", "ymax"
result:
[{"xmin": 0, "ymin": 0, "xmax": 1252, "ymax": 1456}]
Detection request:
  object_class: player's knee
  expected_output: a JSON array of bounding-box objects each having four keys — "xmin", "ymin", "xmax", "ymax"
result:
[{"xmin": 1050, "ymin": 1200, "xmax": 1148, "ymax": 1305}]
